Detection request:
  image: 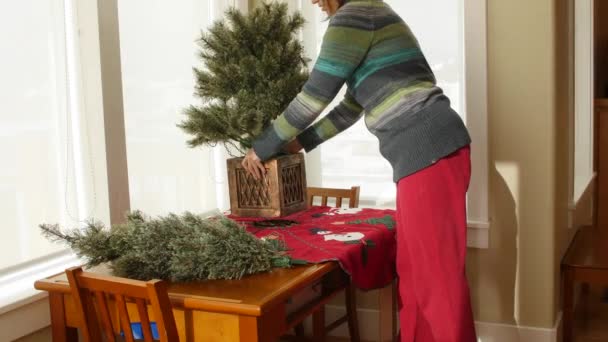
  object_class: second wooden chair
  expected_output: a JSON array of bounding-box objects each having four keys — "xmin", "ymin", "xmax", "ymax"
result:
[
  {"xmin": 298, "ymin": 185, "xmax": 361, "ymax": 341},
  {"xmin": 65, "ymin": 266, "xmax": 179, "ymax": 342}
]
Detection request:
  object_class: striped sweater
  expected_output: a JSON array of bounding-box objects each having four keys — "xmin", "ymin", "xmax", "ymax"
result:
[{"xmin": 252, "ymin": 0, "xmax": 471, "ymax": 182}]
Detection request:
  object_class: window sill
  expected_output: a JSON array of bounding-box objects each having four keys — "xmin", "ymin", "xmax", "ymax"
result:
[
  {"xmin": 0, "ymin": 252, "xmax": 80, "ymax": 313},
  {"xmin": 0, "ymin": 252, "xmax": 80, "ymax": 340}
]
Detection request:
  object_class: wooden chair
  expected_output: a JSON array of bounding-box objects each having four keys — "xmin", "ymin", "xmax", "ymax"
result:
[
  {"xmin": 297, "ymin": 186, "xmax": 361, "ymax": 341},
  {"xmin": 307, "ymin": 186, "xmax": 360, "ymax": 209},
  {"xmin": 65, "ymin": 266, "xmax": 179, "ymax": 342},
  {"xmin": 561, "ymin": 226, "xmax": 608, "ymax": 342}
]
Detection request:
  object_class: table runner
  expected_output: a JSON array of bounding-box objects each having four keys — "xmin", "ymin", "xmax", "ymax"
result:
[{"xmin": 231, "ymin": 206, "xmax": 396, "ymax": 290}]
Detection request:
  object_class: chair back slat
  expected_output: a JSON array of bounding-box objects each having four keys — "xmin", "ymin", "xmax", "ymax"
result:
[
  {"xmin": 349, "ymin": 186, "xmax": 360, "ymax": 208},
  {"xmin": 93, "ymin": 291, "xmax": 117, "ymax": 342},
  {"xmin": 116, "ymin": 295, "xmax": 136, "ymax": 342},
  {"xmin": 65, "ymin": 267, "xmax": 98, "ymax": 342},
  {"xmin": 307, "ymin": 186, "xmax": 361, "ymax": 209},
  {"xmin": 147, "ymin": 280, "xmax": 179, "ymax": 341},
  {"xmin": 65, "ymin": 266, "xmax": 179, "ymax": 342},
  {"xmin": 136, "ymin": 298, "xmax": 155, "ymax": 342}
]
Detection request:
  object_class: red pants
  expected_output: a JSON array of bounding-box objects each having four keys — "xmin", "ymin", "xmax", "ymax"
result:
[{"xmin": 396, "ymin": 146, "xmax": 477, "ymax": 342}]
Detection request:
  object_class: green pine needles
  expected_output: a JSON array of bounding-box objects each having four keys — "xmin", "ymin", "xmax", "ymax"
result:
[
  {"xmin": 40, "ymin": 211, "xmax": 291, "ymax": 281},
  {"xmin": 178, "ymin": 2, "xmax": 309, "ymax": 154}
]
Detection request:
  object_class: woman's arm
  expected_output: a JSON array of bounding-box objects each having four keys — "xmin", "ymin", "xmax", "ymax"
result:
[
  {"xmin": 251, "ymin": 7, "xmax": 373, "ymax": 161},
  {"xmin": 296, "ymin": 90, "xmax": 364, "ymax": 152}
]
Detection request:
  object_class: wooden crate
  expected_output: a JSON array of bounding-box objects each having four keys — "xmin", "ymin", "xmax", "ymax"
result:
[{"xmin": 227, "ymin": 153, "xmax": 307, "ymax": 217}]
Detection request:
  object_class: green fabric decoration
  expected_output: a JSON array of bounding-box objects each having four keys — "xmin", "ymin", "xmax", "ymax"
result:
[{"xmin": 348, "ymin": 215, "xmax": 395, "ymax": 230}]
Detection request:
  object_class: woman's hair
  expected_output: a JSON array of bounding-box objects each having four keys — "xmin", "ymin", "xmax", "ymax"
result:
[
  {"xmin": 320, "ymin": 0, "xmax": 347, "ymax": 21},
  {"xmin": 320, "ymin": 0, "xmax": 347, "ymax": 8}
]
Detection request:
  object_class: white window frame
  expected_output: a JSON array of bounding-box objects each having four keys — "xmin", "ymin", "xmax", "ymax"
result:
[
  {"xmin": 569, "ymin": 0, "xmax": 596, "ymax": 223},
  {"xmin": 463, "ymin": 0, "xmax": 490, "ymax": 248}
]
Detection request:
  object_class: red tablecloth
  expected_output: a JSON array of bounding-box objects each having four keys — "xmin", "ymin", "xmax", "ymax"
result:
[{"xmin": 230, "ymin": 206, "xmax": 396, "ymax": 290}]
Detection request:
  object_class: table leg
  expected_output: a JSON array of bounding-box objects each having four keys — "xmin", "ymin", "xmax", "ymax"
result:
[
  {"xmin": 379, "ymin": 281, "xmax": 397, "ymax": 342},
  {"xmin": 49, "ymin": 293, "xmax": 78, "ymax": 342},
  {"xmin": 238, "ymin": 316, "xmax": 261, "ymax": 342},
  {"xmin": 562, "ymin": 267, "xmax": 574, "ymax": 342},
  {"xmin": 345, "ymin": 284, "xmax": 360, "ymax": 342},
  {"xmin": 313, "ymin": 307, "xmax": 325, "ymax": 342}
]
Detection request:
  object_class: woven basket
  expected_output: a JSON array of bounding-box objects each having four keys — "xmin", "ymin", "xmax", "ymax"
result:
[{"xmin": 227, "ymin": 153, "xmax": 307, "ymax": 217}]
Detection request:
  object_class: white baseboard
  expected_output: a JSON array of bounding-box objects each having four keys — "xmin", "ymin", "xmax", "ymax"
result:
[
  {"xmin": 475, "ymin": 312, "xmax": 562, "ymax": 342},
  {"xmin": 313, "ymin": 305, "xmax": 562, "ymax": 342}
]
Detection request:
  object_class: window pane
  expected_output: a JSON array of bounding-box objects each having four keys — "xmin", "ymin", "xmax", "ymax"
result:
[
  {"xmin": 118, "ymin": 1, "xmax": 218, "ymax": 216},
  {"xmin": 388, "ymin": 0, "xmax": 464, "ymax": 115},
  {"xmin": 0, "ymin": 1, "xmax": 70, "ymax": 270}
]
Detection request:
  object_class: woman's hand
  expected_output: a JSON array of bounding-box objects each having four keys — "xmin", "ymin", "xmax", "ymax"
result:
[
  {"xmin": 283, "ymin": 139, "xmax": 303, "ymax": 154},
  {"xmin": 241, "ymin": 149, "xmax": 266, "ymax": 180}
]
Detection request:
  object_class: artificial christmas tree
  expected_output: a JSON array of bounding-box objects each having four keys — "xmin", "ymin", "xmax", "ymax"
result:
[
  {"xmin": 179, "ymin": 2, "xmax": 308, "ymax": 153},
  {"xmin": 179, "ymin": 2, "xmax": 310, "ymax": 217}
]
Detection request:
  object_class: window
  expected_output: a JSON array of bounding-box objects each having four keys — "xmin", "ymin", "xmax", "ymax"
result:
[
  {"xmin": 1, "ymin": 1, "xmax": 246, "ymax": 338},
  {"xmin": 0, "ymin": 0, "xmax": 106, "ymax": 317},
  {"xmin": 293, "ymin": 0, "xmax": 489, "ymax": 245},
  {"xmin": 118, "ymin": 0, "xmax": 251, "ymax": 214},
  {"xmin": 0, "ymin": 0, "xmax": 85, "ymax": 273},
  {"xmin": 117, "ymin": 1, "xmax": 220, "ymax": 215}
]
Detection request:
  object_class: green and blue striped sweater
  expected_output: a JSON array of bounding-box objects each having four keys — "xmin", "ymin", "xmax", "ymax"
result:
[{"xmin": 252, "ymin": 0, "xmax": 471, "ymax": 182}]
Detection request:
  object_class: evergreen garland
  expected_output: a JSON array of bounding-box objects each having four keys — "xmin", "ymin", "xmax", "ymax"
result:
[
  {"xmin": 40, "ymin": 211, "xmax": 291, "ymax": 281},
  {"xmin": 178, "ymin": 2, "xmax": 309, "ymax": 154}
]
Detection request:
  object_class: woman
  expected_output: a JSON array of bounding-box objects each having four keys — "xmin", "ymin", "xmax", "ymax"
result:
[{"xmin": 242, "ymin": 0, "xmax": 476, "ymax": 340}]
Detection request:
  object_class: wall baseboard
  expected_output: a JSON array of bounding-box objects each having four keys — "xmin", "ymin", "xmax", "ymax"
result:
[{"xmin": 475, "ymin": 312, "xmax": 562, "ymax": 342}]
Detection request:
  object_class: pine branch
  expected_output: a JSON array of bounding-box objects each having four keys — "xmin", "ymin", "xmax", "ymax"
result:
[{"xmin": 40, "ymin": 211, "xmax": 292, "ymax": 281}]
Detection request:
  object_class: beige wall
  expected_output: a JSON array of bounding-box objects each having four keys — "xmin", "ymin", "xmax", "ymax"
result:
[
  {"xmin": 554, "ymin": 0, "xmax": 577, "ymax": 328},
  {"xmin": 467, "ymin": 0, "xmax": 579, "ymax": 328},
  {"xmin": 468, "ymin": 0, "xmax": 557, "ymax": 327}
]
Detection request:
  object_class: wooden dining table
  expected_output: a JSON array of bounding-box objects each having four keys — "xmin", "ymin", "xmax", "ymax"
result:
[
  {"xmin": 34, "ymin": 206, "xmax": 398, "ymax": 341},
  {"xmin": 35, "ymin": 262, "xmax": 396, "ymax": 342}
]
